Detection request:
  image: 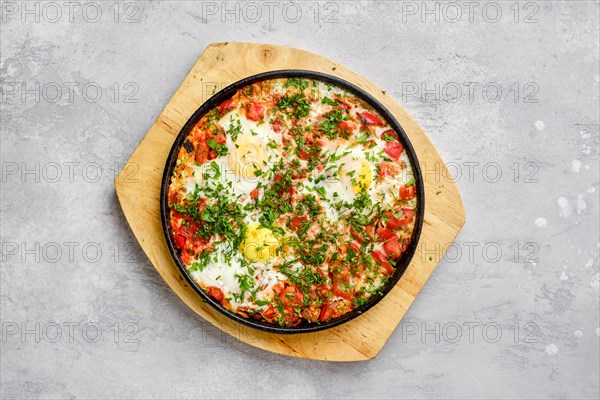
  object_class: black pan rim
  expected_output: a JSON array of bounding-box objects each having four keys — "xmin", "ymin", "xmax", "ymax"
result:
[{"xmin": 160, "ymin": 69, "xmax": 425, "ymax": 334}]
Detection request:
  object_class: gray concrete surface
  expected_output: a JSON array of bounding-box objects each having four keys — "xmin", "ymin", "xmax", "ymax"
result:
[{"xmin": 1, "ymin": 1, "xmax": 599, "ymax": 399}]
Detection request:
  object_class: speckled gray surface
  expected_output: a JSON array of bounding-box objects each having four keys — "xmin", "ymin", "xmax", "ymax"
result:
[{"xmin": 1, "ymin": 1, "xmax": 599, "ymax": 399}]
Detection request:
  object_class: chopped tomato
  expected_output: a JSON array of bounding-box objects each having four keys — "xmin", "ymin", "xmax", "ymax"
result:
[
  {"xmin": 261, "ymin": 306, "xmax": 278, "ymax": 320},
  {"xmin": 298, "ymin": 148, "xmax": 319, "ymax": 160},
  {"xmin": 289, "ymin": 216, "xmax": 307, "ymax": 231},
  {"xmin": 207, "ymin": 149, "xmax": 218, "ymax": 161},
  {"xmin": 302, "ymin": 305, "xmax": 321, "ymax": 323},
  {"xmin": 174, "ymin": 234, "xmax": 186, "ymax": 249},
  {"xmin": 377, "ymin": 229, "xmax": 402, "ymax": 258},
  {"xmin": 282, "ymin": 312, "xmax": 301, "ymax": 326},
  {"xmin": 378, "ymin": 229, "xmax": 397, "ymax": 241},
  {"xmin": 378, "ymin": 161, "xmax": 396, "ymax": 178},
  {"xmin": 399, "ymin": 185, "xmax": 416, "ymax": 200},
  {"xmin": 380, "ymin": 259, "xmax": 394, "ymax": 274},
  {"xmin": 384, "ymin": 141, "xmax": 403, "ymax": 160},
  {"xmin": 332, "ymin": 282, "xmax": 353, "ymax": 301},
  {"xmin": 218, "ymin": 99, "xmax": 235, "ymax": 114},
  {"xmin": 180, "ymin": 251, "xmax": 193, "ymax": 265},
  {"xmin": 383, "ymin": 238, "xmax": 403, "ymax": 258},
  {"xmin": 319, "ymin": 305, "xmax": 333, "ymax": 322},
  {"xmin": 358, "ymin": 112, "xmax": 383, "ymax": 126},
  {"xmin": 246, "ymin": 103, "xmax": 265, "ymax": 121},
  {"xmin": 249, "ymin": 188, "xmax": 259, "ymax": 199},
  {"xmin": 338, "ymin": 121, "xmax": 355, "ymax": 134},
  {"xmin": 397, "ymin": 208, "xmax": 415, "ymax": 226},
  {"xmin": 386, "ymin": 208, "xmax": 415, "ymax": 230},
  {"xmin": 272, "ymin": 283, "xmax": 284, "ymax": 296},
  {"xmin": 280, "ymin": 286, "xmax": 304, "ymax": 307},
  {"xmin": 386, "ymin": 215, "xmax": 402, "ymax": 230},
  {"xmin": 371, "ymin": 250, "xmax": 386, "ymax": 263},
  {"xmin": 272, "ymin": 120, "xmax": 282, "ymax": 133},
  {"xmin": 297, "ymin": 149, "xmax": 308, "ymax": 160},
  {"xmin": 349, "ymin": 241, "xmax": 361, "ymax": 253},
  {"xmin": 177, "ymin": 224, "xmax": 194, "ymax": 238},
  {"xmin": 206, "ymin": 286, "xmax": 224, "ymax": 303},
  {"xmin": 214, "ymin": 131, "xmax": 226, "ymax": 145},
  {"xmin": 195, "ymin": 147, "xmax": 209, "ymax": 164}
]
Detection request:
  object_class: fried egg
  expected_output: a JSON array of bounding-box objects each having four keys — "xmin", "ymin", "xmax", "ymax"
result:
[
  {"xmin": 239, "ymin": 224, "xmax": 279, "ymax": 263},
  {"xmin": 189, "ymin": 242, "xmax": 285, "ymax": 309},
  {"xmin": 338, "ymin": 149, "xmax": 374, "ymax": 194},
  {"xmin": 184, "ymin": 112, "xmax": 283, "ymax": 199}
]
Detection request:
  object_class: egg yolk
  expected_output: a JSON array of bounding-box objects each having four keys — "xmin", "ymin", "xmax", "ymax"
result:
[
  {"xmin": 240, "ymin": 225, "xmax": 279, "ymax": 262},
  {"xmin": 341, "ymin": 159, "xmax": 372, "ymax": 193},
  {"xmin": 227, "ymin": 135, "xmax": 265, "ymax": 180}
]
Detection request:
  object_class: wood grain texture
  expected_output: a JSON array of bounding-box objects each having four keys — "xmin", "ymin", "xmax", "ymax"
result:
[{"xmin": 115, "ymin": 42, "xmax": 466, "ymax": 361}]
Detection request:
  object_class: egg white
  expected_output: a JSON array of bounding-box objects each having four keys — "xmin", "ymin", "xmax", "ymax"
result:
[
  {"xmin": 184, "ymin": 111, "xmax": 284, "ymax": 202},
  {"xmin": 189, "ymin": 241, "xmax": 286, "ymax": 310}
]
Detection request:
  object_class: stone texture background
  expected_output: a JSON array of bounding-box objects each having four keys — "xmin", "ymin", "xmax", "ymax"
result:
[{"xmin": 1, "ymin": 1, "xmax": 599, "ymax": 399}]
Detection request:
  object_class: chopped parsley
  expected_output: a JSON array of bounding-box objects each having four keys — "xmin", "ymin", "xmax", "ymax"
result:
[
  {"xmin": 189, "ymin": 251, "xmax": 212, "ymax": 272},
  {"xmin": 319, "ymin": 109, "xmax": 345, "ymax": 139},
  {"xmin": 322, "ymin": 96, "xmax": 337, "ymax": 106},
  {"xmin": 207, "ymin": 139, "xmax": 228, "ymax": 157},
  {"xmin": 283, "ymin": 78, "xmax": 309, "ymax": 92},
  {"xmin": 277, "ymin": 93, "xmax": 311, "ymax": 119},
  {"xmin": 227, "ymin": 117, "xmax": 243, "ymax": 141}
]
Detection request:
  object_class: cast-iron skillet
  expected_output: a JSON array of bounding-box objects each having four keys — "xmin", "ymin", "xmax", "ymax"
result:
[{"xmin": 160, "ymin": 70, "xmax": 424, "ymax": 334}]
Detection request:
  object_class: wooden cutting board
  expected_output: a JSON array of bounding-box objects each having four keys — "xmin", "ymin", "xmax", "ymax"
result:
[{"xmin": 115, "ymin": 42, "xmax": 465, "ymax": 361}]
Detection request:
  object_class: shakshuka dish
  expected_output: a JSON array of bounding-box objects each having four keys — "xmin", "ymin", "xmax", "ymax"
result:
[{"xmin": 166, "ymin": 77, "xmax": 419, "ymax": 327}]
